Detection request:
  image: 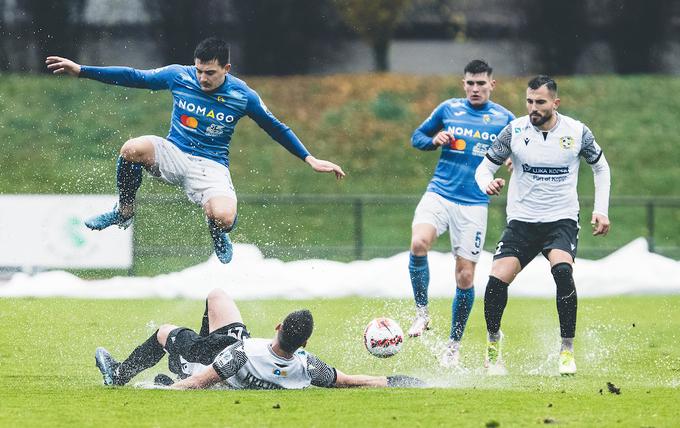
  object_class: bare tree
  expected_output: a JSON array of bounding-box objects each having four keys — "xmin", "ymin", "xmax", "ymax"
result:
[
  {"xmin": 144, "ymin": 0, "xmax": 232, "ymax": 65},
  {"xmin": 335, "ymin": 0, "xmax": 411, "ymax": 72},
  {"xmin": 21, "ymin": 0, "xmax": 86, "ymax": 73},
  {"xmin": 517, "ymin": 0, "xmax": 589, "ymax": 75},
  {"xmin": 608, "ymin": 0, "xmax": 672, "ymax": 73},
  {"xmin": 233, "ymin": 0, "xmax": 336, "ymax": 75},
  {"xmin": 0, "ymin": 0, "xmax": 8, "ymax": 71}
]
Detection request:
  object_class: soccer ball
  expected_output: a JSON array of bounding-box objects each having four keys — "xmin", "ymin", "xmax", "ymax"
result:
[{"xmin": 363, "ymin": 317, "xmax": 404, "ymax": 358}]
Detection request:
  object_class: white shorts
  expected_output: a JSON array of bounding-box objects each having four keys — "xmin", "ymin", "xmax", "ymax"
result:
[
  {"xmin": 148, "ymin": 136, "xmax": 236, "ymax": 206},
  {"xmin": 412, "ymin": 192, "xmax": 488, "ymax": 262}
]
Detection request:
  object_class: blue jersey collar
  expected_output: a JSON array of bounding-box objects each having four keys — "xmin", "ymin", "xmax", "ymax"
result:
[{"xmin": 464, "ymin": 99, "xmax": 490, "ymax": 111}]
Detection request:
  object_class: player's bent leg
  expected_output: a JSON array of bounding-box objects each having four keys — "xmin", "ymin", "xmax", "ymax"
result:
[
  {"xmin": 95, "ymin": 326, "xmax": 169, "ymax": 387},
  {"xmin": 204, "ymin": 196, "xmax": 237, "ymax": 264},
  {"xmin": 407, "ymin": 224, "xmax": 437, "ymax": 337},
  {"xmin": 205, "ymin": 288, "xmax": 244, "ymax": 333},
  {"xmin": 85, "ymin": 137, "xmax": 155, "ymax": 231},
  {"xmin": 120, "ymin": 137, "xmax": 156, "ymax": 166}
]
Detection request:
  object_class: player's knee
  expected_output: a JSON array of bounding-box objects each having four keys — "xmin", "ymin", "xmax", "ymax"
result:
[
  {"xmin": 410, "ymin": 235, "xmax": 431, "ymax": 254},
  {"xmin": 206, "ymin": 207, "xmax": 236, "ymax": 229},
  {"xmin": 456, "ymin": 268, "xmax": 475, "ymax": 289},
  {"xmin": 157, "ymin": 324, "xmax": 178, "ymax": 346},
  {"xmin": 120, "ymin": 139, "xmax": 150, "ymax": 162},
  {"xmin": 551, "ymin": 263, "xmax": 573, "ymax": 281},
  {"xmin": 207, "ymin": 288, "xmax": 231, "ymax": 306}
]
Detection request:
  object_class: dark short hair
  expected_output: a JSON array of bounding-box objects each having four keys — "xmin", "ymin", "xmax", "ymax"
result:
[
  {"xmin": 278, "ymin": 309, "xmax": 314, "ymax": 353},
  {"xmin": 194, "ymin": 37, "xmax": 230, "ymax": 66},
  {"xmin": 464, "ymin": 59, "xmax": 493, "ymax": 76},
  {"xmin": 528, "ymin": 75, "xmax": 558, "ymax": 95}
]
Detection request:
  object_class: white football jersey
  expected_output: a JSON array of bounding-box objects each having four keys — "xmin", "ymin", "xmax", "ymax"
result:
[
  {"xmin": 188, "ymin": 338, "xmax": 337, "ymax": 390},
  {"xmin": 222, "ymin": 338, "xmax": 313, "ymax": 390},
  {"xmin": 487, "ymin": 113, "xmax": 603, "ymax": 223}
]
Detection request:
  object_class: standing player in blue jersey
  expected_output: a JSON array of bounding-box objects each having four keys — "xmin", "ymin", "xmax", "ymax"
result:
[
  {"xmin": 45, "ymin": 38, "xmax": 344, "ymax": 264},
  {"xmin": 407, "ymin": 60, "xmax": 514, "ymax": 368}
]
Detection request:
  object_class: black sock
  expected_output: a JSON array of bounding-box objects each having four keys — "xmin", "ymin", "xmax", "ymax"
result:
[
  {"xmin": 552, "ymin": 263, "xmax": 577, "ymax": 338},
  {"xmin": 484, "ymin": 276, "xmax": 509, "ymax": 336},
  {"xmin": 116, "ymin": 156, "xmax": 143, "ymax": 208},
  {"xmin": 115, "ymin": 330, "xmax": 166, "ymax": 385},
  {"xmin": 199, "ymin": 299, "xmax": 210, "ymax": 337}
]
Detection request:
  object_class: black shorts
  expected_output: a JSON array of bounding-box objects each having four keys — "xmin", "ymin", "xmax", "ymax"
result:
[
  {"xmin": 493, "ymin": 219, "xmax": 579, "ymax": 268},
  {"xmin": 166, "ymin": 322, "xmax": 250, "ymax": 378}
]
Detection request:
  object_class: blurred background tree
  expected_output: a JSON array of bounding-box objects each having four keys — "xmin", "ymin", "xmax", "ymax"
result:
[
  {"xmin": 335, "ymin": 0, "xmax": 411, "ymax": 71},
  {"xmin": 608, "ymin": 0, "xmax": 673, "ymax": 74},
  {"xmin": 233, "ymin": 0, "xmax": 336, "ymax": 75},
  {"xmin": 516, "ymin": 0, "xmax": 590, "ymax": 75},
  {"xmin": 21, "ymin": 0, "xmax": 86, "ymax": 73},
  {"xmin": 144, "ymin": 0, "xmax": 232, "ymax": 65}
]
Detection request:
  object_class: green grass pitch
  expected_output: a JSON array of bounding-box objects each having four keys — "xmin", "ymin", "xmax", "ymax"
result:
[{"xmin": 1, "ymin": 296, "xmax": 678, "ymax": 426}]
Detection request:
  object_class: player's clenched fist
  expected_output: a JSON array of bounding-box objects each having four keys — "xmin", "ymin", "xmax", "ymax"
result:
[
  {"xmin": 432, "ymin": 131, "xmax": 452, "ymax": 147},
  {"xmin": 485, "ymin": 178, "xmax": 505, "ymax": 196}
]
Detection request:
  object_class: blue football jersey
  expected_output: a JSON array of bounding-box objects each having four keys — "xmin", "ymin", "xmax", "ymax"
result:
[
  {"xmin": 79, "ymin": 64, "xmax": 310, "ymax": 167},
  {"xmin": 412, "ymin": 98, "xmax": 515, "ymax": 205}
]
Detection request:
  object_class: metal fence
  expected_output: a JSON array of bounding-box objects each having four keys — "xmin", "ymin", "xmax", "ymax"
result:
[{"xmin": 132, "ymin": 194, "xmax": 680, "ymax": 274}]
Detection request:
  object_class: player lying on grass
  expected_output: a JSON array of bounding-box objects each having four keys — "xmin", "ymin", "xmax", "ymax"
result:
[
  {"xmin": 46, "ymin": 37, "xmax": 344, "ymax": 264},
  {"xmin": 95, "ymin": 288, "xmax": 422, "ymax": 389}
]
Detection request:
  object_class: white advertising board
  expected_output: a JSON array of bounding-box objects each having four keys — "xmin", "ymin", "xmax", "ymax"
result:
[{"xmin": 0, "ymin": 195, "xmax": 133, "ymax": 269}]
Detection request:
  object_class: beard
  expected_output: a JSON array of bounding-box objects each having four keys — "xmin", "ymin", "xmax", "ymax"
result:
[{"xmin": 530, "ymin": 111, "xmax": 552, "ymax": 126}]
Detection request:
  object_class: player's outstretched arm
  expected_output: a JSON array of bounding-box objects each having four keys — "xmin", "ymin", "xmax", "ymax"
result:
[
  {"xmin": 45, "ymin": 56, "xmax": 81, "ymax": 76},
  {"xmin": 333, "ymin": 370, "xmax": 387, "ymax": 387},
  {"xmin": 171, "ymin": 366, "xmax": 222, "ymax": 390},
  {"xmin": 305, "ymin": 155, "xmax": 346, "ymax": 180}
]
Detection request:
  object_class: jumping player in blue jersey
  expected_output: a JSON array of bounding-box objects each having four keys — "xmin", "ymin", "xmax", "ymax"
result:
[
  {"xmin": 46, "ymin": 38, "xmax": 345, "ymax": 264},
  {"xmin": 407, "ymin": 60, "xmax": 514, "ymax": 368}
]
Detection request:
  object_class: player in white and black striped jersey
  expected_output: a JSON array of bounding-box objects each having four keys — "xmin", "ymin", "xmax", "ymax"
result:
[
  {"xmin": 475, "ymin": 75, "xmax": 611, "ymax": 376},
  {"xmin": 95, "ymin": 288, "xmax": 422, "ymax": 389}
]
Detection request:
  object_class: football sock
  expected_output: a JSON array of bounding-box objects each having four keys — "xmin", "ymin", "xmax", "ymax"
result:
[
  {"xmin": 561, "ymin": 337, "xmax": 574, "ymax": 353},
  {"xmin": 199, "ymin": 299, "xmax": 209, "ymax": 336},
  {"xmin": 208, "ymin": 214, "xmax": 237, "ymax": 236},
  {"xmin": 115, "ymin": 330, "xmax": 166, "ymax": 385},
  {"xmin": 484, "ymin": 276, "xmax": 509, "ymax": 338},
  {"xmin": 116, "ymin": 156, "xmax": 143, "ymax": 209},
  {"xmin": 408, "ymin": 253, "xmax": 429, "ymax": 307},
  {"xmin": 450, "ymin": 287, "xmax": 475, "ymax": 341},
  {"xmin": 552, "ymin": 263, "xmax": 577, "ymax": 338}
]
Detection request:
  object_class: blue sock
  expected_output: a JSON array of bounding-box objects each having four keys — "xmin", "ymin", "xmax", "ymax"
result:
[
  {"xmin": 408, "ymin": 253, "xmax": 429, "ymax": 307},
  {"xmin": 116, "ymin": 156, "xmax": 143, "ymax": 207},
  {"xmin": 450, "ymin": 287, "xmax": 475, "ymax": 341},
  {"xmin": 208, "ymin": 214, "xmax": 237, "ymax": 235}
]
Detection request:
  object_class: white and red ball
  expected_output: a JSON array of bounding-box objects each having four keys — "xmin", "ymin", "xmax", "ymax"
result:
[{"xmin": 363, "ymin": 317, "xmax": 404, "ymax": 358}]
